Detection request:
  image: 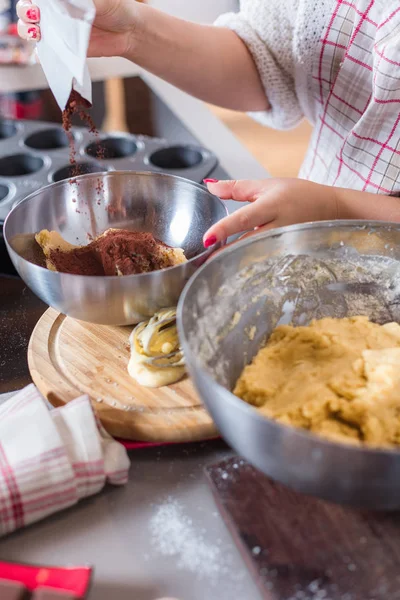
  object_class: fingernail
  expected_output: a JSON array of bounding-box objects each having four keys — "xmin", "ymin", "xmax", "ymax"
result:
[
  {"xmin": 204, "ymin": 235, "xmax": 217, "ymax": 248},
  {"xmin": 27, "ymin": 26, "xmax": 38, "ymax": 39},
  {"xmin": 203, "ymin": 179, "xmax": 218, "ymax": 184},
  {"xmin": 26, "ymin": 7, "xmax": 39, "ymax": 20}
]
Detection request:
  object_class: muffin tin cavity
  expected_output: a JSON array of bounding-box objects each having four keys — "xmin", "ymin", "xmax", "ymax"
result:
[
  {"xmin": 0, "ymin": 154, "xmax": 44, "ymax": 177},
  {"xmin": 0, "ymin": 184, "xmax": 9, "ymax": 203},
  {"xmin": 0, "ymin": 119, "xmax": 218, "ymax": 224},
  {"xmin": 85, "ymin": 137, "xmax": 137, "ymax": 160},
  {"xmin": 52, "ymin": 162, "xmax": 107, "ymax": 183},
  {"xmin": 0, "ymin": 120, "xmax": 17, "ymax": 140},
  {"xmin": 150, "ymin": 145, "xmax": 203, "ymax": 170},
  {"xmin": 25, "ymin": 128, "xmax": 70, "ymax": 150}
]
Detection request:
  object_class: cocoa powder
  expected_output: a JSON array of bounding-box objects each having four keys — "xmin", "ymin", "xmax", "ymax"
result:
[
  {"xmin": 48, "ymin": 230, "xmax": 174, "ymax": 276},
  {"xmin": 62, "ymin": 89, "xmax": 96, "ymax": 134},
  {"xmin": 50, "ymin": 244, "xmax": 104, "ymax": 276},
  {"xmin": 62, "ymin": 89, "xmax": 101, "ymax": 180}
]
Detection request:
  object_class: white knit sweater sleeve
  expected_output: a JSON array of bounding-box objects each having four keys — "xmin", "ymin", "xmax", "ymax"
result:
[{"xmin": 214, "ymin": 0, "xmax": 330, "ymax": 130}]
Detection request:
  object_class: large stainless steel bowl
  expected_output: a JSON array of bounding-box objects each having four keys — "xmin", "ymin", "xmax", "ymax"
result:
[
  {"xmin": 178, "ymin": 220, "xmax": 400, "ymax": 510},
  {"xmin": 4, "ymin": 171, "xmax": 227, "ymax": 325}
]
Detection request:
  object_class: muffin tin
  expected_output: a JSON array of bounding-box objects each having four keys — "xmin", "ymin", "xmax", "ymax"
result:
[{"xmin": 0, "ymin": 119, "xmax": 218, "ymax": 223}]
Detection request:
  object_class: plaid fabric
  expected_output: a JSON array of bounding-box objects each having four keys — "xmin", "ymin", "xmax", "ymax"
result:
[
  {"xmin": 0, "ymin": 385, "xmax": 130, "ymax": 537},
  {"xmin": 300, "ymin": 0, "xmax": 400, "ymax": 194}
]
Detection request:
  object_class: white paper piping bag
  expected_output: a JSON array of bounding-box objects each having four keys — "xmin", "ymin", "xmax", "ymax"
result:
[{"xmin": 35, "ymin": 0, "xmax": 96, "ymax": 111}]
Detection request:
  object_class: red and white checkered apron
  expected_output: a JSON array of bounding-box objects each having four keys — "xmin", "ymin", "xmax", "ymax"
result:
[{"xmin": 300, "ymin": 1, "xmax": 400, "ymax": 195}]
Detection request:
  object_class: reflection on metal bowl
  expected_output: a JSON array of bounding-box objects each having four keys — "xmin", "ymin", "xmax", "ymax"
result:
[
  {"xmin": 178, "ymin": 220, "xmax": 400, "ymax": 510},
  {"xmin": 4, "ymin": 171, "xmax": 227, "ymax": 325}
]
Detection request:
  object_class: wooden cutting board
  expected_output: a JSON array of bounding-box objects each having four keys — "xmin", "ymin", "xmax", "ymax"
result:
[
  {"xmin": 206, "ymin": 457, "xmax": 400, "ymax": 600},
  {"xmin": 28, "ymin": 307, "xmax": 218, "ymax": 442}
]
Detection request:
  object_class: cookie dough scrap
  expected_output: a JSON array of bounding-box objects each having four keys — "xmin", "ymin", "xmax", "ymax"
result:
[
  {"xmin": 234, "ymin": 316, "xmax": 400, "ymax": 448},
  {"xmin": 128, "ymin": 308, "xmax": 185, "ymax": 388}
]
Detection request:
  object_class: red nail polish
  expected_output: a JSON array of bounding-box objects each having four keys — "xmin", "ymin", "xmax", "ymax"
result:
[
  {"xmin": 26, "ymin": 8, "xmax": 38, "ymax": 20},
  {"xmin": 27, "ymin": 27, "xmax": 38, "ymax": 39},
  {"xmin": 203, "ymin": 179, "xmax": 218, "ymax": 184},
  {"xmin": 204, "ymin": 235, "xmax": 217, "ymax": 248}
]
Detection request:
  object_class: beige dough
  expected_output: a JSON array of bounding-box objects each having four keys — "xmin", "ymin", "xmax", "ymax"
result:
[
  {"xmin": 127, "ymin": 357, "xmax": 185, "ymax": 388},
  {"xmin": 35, "ymin": 229, "xmax": 76, "ymax": 271},
  {"xmin": 128, "ymin": 308, "xmax": 185, "ymax": 388},
  {"xmin": 234, "ymin": 316, "xmax": 400, "ymax": 447}
]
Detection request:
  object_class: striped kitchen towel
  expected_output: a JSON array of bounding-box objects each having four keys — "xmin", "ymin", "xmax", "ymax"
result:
[{"xmin": 0, "ymin": 384, "xmax": 130, "ymax": 537}]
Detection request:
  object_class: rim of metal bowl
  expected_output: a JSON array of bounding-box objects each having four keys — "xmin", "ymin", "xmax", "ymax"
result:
[
  {"xmin": 177, "ymin": 218, "xmax": 400, "ymax": 458},
  {"xmin": 4, "ymin": 170, "xmax": 228, "ymax": 280}
]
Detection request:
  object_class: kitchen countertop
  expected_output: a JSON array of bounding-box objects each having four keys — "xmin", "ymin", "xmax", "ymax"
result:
[
  {"xmin": 0, "ymin": 241, "xmax": 263, "ymax": 600},
  {"xmin": 0, "ymin": 274, "xmax": 261, "ymax": 600},
  {"xmin": 0, "ymin": 354, "xmax": 259, "ymax": 600},
  {"xmin": 0, "ymin": 411, "xmax": 259, "ymax": 600}
]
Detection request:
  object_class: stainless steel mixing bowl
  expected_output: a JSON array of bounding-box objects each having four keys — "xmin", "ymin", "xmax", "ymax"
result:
[
  {"xmin": 178, "ymin": 220, "xmax": 400, "ymax": 510},
  {"xmin": 4, "ymin": 171, "xmax": 227, "ymax": 325}
]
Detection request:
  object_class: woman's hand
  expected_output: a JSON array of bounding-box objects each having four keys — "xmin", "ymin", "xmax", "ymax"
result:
[
  {"xmin": 202, "ymin": 178, "xmax": 339, "ymax": 247},
  {"xmin": 203, "ymin": 178, "xmax": 400, "ymax": 248},
  {"xmin": 16, "ymin": 0, "xmax": 139, "ymax": 57}
]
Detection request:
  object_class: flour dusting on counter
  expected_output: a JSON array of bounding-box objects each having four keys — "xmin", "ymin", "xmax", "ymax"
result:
[{"xmin": 149, "ymin": 497, "xmax": 228, "ymax": 581}]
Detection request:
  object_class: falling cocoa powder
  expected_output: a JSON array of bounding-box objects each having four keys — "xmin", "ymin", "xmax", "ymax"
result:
[
  {"xmin": 62, "ymin": 89, "xmax": 96, "ymax": 134},
  {"xmin": 61, "ymin": 89, "xmax": 110, "ymax": 218},
  {"xmin": 62, "ymin": 89, "xmax": 101, "ymax": 180},
  {"xmin": 95, "ymin": 142, "xmax": 106, "ymax": 161}
]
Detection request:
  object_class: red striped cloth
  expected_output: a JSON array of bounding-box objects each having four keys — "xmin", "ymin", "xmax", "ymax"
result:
[
  {"xmin": 301, "ymin": 0, "xmax": 400, "ymax": 194},
  {"xmin": 0, "ymin": 385, "xmax": 130, "ymax": 537}
]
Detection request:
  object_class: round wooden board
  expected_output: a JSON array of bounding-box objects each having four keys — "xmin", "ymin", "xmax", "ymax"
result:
[{"xmin": 28, "ymin": 307, "xmax": 218, "ymax": 443}]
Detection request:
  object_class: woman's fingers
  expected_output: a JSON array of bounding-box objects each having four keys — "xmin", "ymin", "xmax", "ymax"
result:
[
  {"xmin": 16, "ymin": 1, "xmax": 40, "ymax": 23},
  {"xmin": 203, "ymin": 197, "xmax": 275, "ymax": 247},
  {"xmin": 17, "ymin": 0, "xmax": 40, "ymax": 40},
  {"xmin": 204, "ymin": 178, "xmax": 272, "ymax": 202},
  {"xmin": 233, "ymin": 222, "xmax": 276, "ymax": 241},
  {"xmin": 17, "ymin": 19, "xmax": 40, "ymax": 41}
]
